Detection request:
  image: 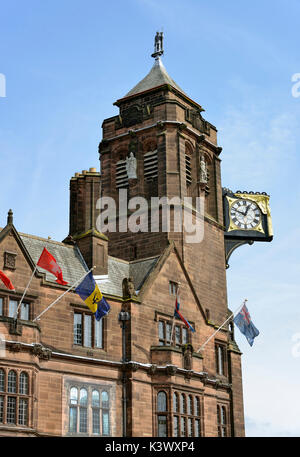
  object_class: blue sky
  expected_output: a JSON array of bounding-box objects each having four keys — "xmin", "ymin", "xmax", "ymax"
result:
[{"xmin": 1, "ymin": 0, "xmax": 300, "ymax": 436}]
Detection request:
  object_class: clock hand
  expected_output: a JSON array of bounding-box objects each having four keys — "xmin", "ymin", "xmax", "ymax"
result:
[{"xmin": 245, "ymin": 205, "xmax": 252, "ymax": 216}]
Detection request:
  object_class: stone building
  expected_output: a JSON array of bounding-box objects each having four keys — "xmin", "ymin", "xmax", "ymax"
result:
[{"xmin": 0, "ymin": 37, "xmax": 246, "ymax": 437}]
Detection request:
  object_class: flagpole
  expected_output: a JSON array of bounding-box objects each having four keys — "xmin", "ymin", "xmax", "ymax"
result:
[
  {"xmin": 169, "ymin": 317, "xmax": 176, "ymax": 346},
  {"xmin": 14, "ymin": 265, "xmax": 38, "ymax": 319},
  {"xmin": 33, "ymin": 266, "xmax": 96, "ymax": 322},
  {"xmin": 196, "ymin": 299, "xmax": 247, "ymax": 353},
  {"xmin": 168, "ymin": 284, "xmax": 180, "ymax": 346}
]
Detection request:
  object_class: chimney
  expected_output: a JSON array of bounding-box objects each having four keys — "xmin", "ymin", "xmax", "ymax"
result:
[{"xmin": 63, "ymin": 168, "xmax": 108, "ymax": 275}]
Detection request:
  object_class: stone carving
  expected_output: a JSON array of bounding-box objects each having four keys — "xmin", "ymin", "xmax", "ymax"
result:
[
  {"xmin": 122, "ymin": 277, "xmax": 137, "ymax": 298},
  {"xmin": 166, "ymin": 365, "xmax": 177, "ymax": 376},
  {"xmin": 126, "ymin": 152, "xmax": 137, "ymax": 180},
  {"xmin": 31, "ymin": 343, "xmax": 52, "ymax": 360},
  {"xmin": 182, "ymin": 344, "xmax": 193, "ymax": 371},
  {"xmin": 199, "ymin": 156, "xmax": 208, "ymax": 185},
  {"xmin": 185, "ymin": 109, "xmax": 209, "ymax": 134},
  {"xmin": 4, "ymin": 251, "xmax": 17, "ymax": 270},
  {"xmin": 152, "ymin": 32, "xmax": 164, "ymax": 58},
  {"xmin": 147, "ymin": 364, "xmax": 157, "ymax": 376}
]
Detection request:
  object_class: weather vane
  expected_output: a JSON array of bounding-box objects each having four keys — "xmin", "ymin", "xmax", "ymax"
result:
[{"xmin": 151, "ymin": 31, "xmax": 164, "ymax": 59}]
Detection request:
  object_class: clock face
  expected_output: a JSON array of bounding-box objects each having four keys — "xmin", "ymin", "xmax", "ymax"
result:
[{"xmin": 230, "ymin": 199, "xmax": 261, "ymax": 230}]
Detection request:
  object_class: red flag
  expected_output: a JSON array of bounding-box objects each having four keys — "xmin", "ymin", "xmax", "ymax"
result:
[
  {"xmin": 0, "ymin": 270, "xmax": 15, "ymax": 290},
  {"xmin": 37, "ymin": 248, "xmax": 68, "ymax": 285}
]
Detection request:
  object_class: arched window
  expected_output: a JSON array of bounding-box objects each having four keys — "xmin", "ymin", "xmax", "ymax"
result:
[
  {"xmin": 0, "ymin": 369, "xmax": 30, "ymax": 426},
  {"xmin": 79, "ymin": 388, "xmax": 88, "ymax": 433},
  {"xmin": 19, "ymin": 372, "xmax": 28, "ymax": 395},
  {"xmin": 68, "ymin": 385, "xmax": 111, "ymax": 436},
  {"xmin": 157, "ymin": 391, "xmax": 168, "ymax": 437},
  {"xmin": 0, "ymin": 369, "xmax": 4, "ymax": 392},
  {"xmin": 69, "ymin": 387, "xmax": 78, "ymax": 433},
  {"xmin": 173, "ymin": 392, "xmax": 179, "ymax": 413},
  {"xmin": 194, "ymin": 396, "xmax": 200, "ymax": 417},
  {"xmin": 172, "ymin": 392, "xmax": 202, "ymax": 437},
  {"xmin": 217, "ymin": 405, "xmax": 228, "ymax": 437},
  {"xmin": 187, "ymin": 395, "xmax": 193, "ymax": 415},
  {"xmin": 7, "ymin": 370, "xmax": 16, "ymax": 393},
  {"xmin": 180, "ymin": 394, "xmax": 186, "ymax": 414},
  {"xmin": 0, "ymin": 369, "xmax": 4, "ymax": 424},
  {"xmin": 92, "ymin": 390, "xmax": 100, "ymax": 435},
  {"xmin": 102, "ymin": 391, "xmax": 110, "ymax": 436}
]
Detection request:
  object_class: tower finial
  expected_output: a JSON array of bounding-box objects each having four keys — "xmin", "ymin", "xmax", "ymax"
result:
[
  {"xmin": 151, "ymin": 31, "xmax": 164, "ymax": 59},
  {"xmin": 7, "ymin": 209, "xmax": 13, "ymax": 225}
]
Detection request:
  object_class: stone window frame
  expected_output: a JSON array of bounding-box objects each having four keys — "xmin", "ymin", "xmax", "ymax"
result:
[
  {"xmin": 72, "ymin": 308, "xmax": 104, "ymax": 350},
  {"xmin": 0, "ymin": 367, "xmax": 31, "ymax": 428},
  {"xmin": 66, "ymin": 381, "xmax": 111, "ymax": 437},
  {"xmin": 215, "ymin": 340, "xmax": 228, "ymax": 377},
  {"xmin": 154, "ymin": 387, "xmax": 203, "ymax": 437},
  {"xmin": 157, "ymin": 317, "xmax": 190, "ymax": 348},
  {"xmin": 172, "ymin": 391, "xmax": 203, "ymax": 437},
  {"xmin": 0, "ymin": 294, "xmax": 32, "ymax": 321},
  {"xmin": 217, "ymin": 403, "xmax": 230, "ymax": 437},
  {"xmin": 156, "ymin": 389, "xmax": 169, "ymax": 437},
  {"xmin": 169, "ymin": 280, "xmax": 178, "ymax": 296}
]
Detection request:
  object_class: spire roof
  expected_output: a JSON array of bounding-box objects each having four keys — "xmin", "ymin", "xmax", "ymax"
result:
[{"xmin": 124, "ymin": 56, "xmax": 187, "ymax": 98}]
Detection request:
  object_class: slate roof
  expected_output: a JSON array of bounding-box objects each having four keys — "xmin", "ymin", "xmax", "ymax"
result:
[
  {"xmin": 124, "ymin": 57, "xmax": 186, "ymax": 98},
  {"xmin": 96, "ymin": 256, "xmax": 159, "ymax": 296},
  {"xmin": 16, "ymin": 232, "xmax": 159, "ymax": 298},
  {"xmin": 20, "ymin": 233, "xmax": 89, "ymax": 286}
]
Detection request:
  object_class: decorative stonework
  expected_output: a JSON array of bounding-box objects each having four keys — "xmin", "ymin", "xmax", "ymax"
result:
[
  {"xmin": 126, "ymin": 362, "xmax": 139, "ymax": 372},
  {"xmin": 116, "ymin": 104, "xmax": 153, "ymax": 129},
  {"xmin": 185, "ymin": 109, "xmax": 210, "ymax": 134},
  {"xmin": 122, "ymin": 277, "xmax": 137, "ymax": 298},
  {"xmin": 166, "ymin": 365, "xmax": 177, "ymax": 376},
  {"xmin": 31, "ymin": 343, "xmax": 52, "ymax": 360},
  {"xmin": 147, "ymin": 364, "xmax": 157, "ymax": 376},
  {"xmin": 182, "ymin": 344, "xmax": 193, "ymax": 371},
  {"xmin": 4, "ymin": 251, "xmax": 17, "ymax": 270}
]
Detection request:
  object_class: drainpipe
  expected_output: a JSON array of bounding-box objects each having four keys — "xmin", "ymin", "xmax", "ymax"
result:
[{"xmin": 118, "ymin": 310, "xmax": 131, "ymax": 437}]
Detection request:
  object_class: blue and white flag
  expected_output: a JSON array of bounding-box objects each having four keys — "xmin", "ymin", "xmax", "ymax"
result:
[{"xmin": 234, "ymin": 304, "xmax": 259, "ymax": 346}]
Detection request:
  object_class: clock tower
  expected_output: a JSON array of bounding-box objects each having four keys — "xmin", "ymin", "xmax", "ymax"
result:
[{"xmin": 99, "ymin": 33, "xmax": 228, "ymax": 326}]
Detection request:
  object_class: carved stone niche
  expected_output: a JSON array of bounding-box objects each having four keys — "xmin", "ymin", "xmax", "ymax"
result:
[
  {"xmin": 4, "ymin": 251, "xmax": 17, "ymax": 270},
  {"xmin": 31, "ymin": 343, "xmax": 52, "ymax": 360},
  {"xmin": 182, "ymin": 343, "xmax": 193, "ymax": 371}
]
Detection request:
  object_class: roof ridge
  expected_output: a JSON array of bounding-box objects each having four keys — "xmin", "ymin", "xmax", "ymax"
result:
[{"xmin": 19, "ymin": 232, "xmax": 74, "ymax": 248}]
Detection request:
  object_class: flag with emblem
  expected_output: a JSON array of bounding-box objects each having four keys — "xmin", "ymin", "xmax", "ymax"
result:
[
  {"xmin": 234, "ymin": 303, "xmax": 259, "ymax": 346},
  {"xmin": 75, "ymin": 271, "xmax": 110, "ymax": 321},
  {"xmin": 37, "ymin": 247, "xmax": 68, "ymax": 286}
]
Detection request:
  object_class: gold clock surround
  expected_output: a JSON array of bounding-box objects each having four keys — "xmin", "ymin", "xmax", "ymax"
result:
[{"xmin": 226, "ymin": 195, "xmax": 266, "ymax": 234}]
